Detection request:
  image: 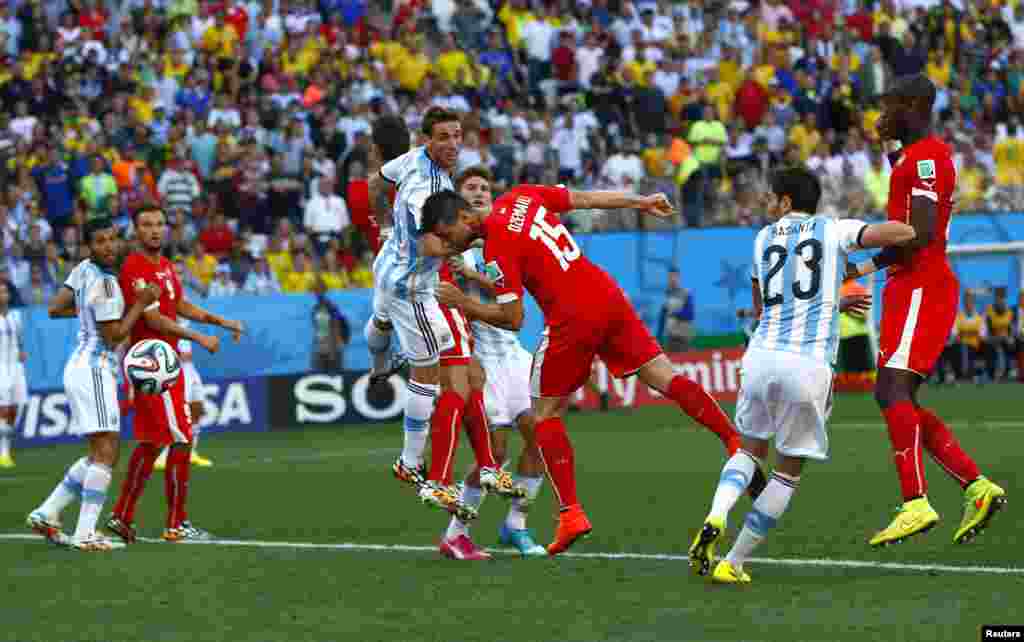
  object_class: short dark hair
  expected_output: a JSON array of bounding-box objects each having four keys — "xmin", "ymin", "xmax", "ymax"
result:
[
  {"xmin": 770, "ymin": 166, "xmax": 821, "ymax": 214},
  {"xmin": 455, "ymin": 166, "xmax": 493, "ymax": 191},
  {"xmin": 133, "ymin": 202, "xmax": 164, "ymax": 224},
  {"xmin": 420, "ymin": 189, "xmax": 471, "ymax": 234},
  {"xmin": 83, "ymin": 216, "xmax": 116, "ymax": 244},
  {"xmin": 420, "ymin": 106, "xmax": 460, "ymax": 137},
  {"xmin": 371, "ymin": 115, "xmax": 410, "ymax": 163},
  {"xmin": 884, "ymin": 73, "xmax": 936, "ymax": 112}
]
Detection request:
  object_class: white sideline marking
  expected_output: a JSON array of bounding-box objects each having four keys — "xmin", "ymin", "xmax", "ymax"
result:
[{"xmin": 1, "ymin": 533, "xmax": 1020, "ymax": 576}]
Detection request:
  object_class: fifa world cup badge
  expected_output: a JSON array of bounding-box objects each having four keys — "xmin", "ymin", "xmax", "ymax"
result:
[{"xmin": 917, "ymin": 160, "xmax": 936, "ymax": 179}]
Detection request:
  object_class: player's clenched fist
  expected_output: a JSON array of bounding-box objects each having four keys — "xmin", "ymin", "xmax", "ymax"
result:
[
  {"xmin": 197, "ymin": 334, "xmax": 221, "ymax": 354},
  {"xmin": 436, "ymin": 282, "xmax": 466, "ymax": 309},
  {"xmin": 639, "ymin": 193, "xmax": 676, "ymax": 218},
  {"xmin": 136, "ymin": 281, "xmax": 162, "ymax": 307}
]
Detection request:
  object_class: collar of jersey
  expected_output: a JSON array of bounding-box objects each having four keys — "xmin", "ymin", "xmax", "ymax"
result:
[{"xmin": 781, "ymin": 211, "xmax": 812, "ymax": 219}]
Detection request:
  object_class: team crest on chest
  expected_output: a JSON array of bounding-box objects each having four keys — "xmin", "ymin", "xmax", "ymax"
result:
[{"xmin": 917, "ymin": 159, "xmax": 936, "ymax": 179}]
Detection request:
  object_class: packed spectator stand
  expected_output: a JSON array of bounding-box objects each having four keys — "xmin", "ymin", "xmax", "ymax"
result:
[{"xmin": 1, "ymin": 0, "xmax": 1023, "ymax": 308}]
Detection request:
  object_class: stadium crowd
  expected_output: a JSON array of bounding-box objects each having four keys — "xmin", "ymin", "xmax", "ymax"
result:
[{"xmin": 2, "ymin": 0, "xmax": 1024, "ymax": 304}]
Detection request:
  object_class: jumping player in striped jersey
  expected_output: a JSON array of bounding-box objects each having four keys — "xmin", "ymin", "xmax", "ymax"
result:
[
  {"xmin": 27, "ymin": 217, "xmax": 160, "ymax": 551},
  {"xmin": 0, "ymin": 282, "xmax": 26, "ymax": 468},
  {"xmin": 363, "ymin": 107, "xmax": 478, "ymax": 519},
  {"xmin": 688, "ymin": 167, "xmax": 916, "ymax": 584}
]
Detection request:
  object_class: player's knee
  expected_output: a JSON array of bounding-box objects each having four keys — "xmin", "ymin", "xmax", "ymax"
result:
[
  {"xmin": 468, "ymin": 359, "xmax": 486, "ymax": 390},
  {"xmin": 189, "ymin": 401, "xmax": 205, "ymax": 423}
]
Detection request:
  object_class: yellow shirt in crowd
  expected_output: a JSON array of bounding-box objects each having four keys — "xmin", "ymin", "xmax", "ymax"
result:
[
  {"xmin": 282, "ymin": 270, "xmax": 318, "ymax": 294},
  {"xmin": 187, "ymin": 254, "xmax": 218, "ymax": 287}
]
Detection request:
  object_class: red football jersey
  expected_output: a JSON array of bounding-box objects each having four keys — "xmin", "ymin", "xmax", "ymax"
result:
[
  {"xmin": 886, "ymin": 135, "xmax": 956, "ymax": 282},
  {"xmin": 120, "ymin": 253, "xmax": 182, "ymax": 347},
  {"xmin": 483, "ymin": 185, "xmax": 622, "ymax": 327}
]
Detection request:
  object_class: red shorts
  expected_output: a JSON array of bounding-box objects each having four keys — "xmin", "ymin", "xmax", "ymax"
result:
[
  {"xmin": 878, "ymin": 274, "xmax": 959, "ymax": 376},
  {"xmin": 440, "ymin": 304, "xmax": 473, "ymax": 366},
  {"xmin": 531, "ymin": 301, "xmax": 662, "ymax": 398},
  {"xmin": 132, "ymin": 374, "xmax": 193, "ymax": 446}
]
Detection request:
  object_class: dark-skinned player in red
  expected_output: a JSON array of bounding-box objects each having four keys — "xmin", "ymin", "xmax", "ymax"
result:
[{"xmin": 847, "ymin": 74, "xmax": 1006, "ymax": 547}]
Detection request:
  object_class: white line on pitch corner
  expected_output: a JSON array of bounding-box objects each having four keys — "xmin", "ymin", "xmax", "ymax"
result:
[{"xmin": 1, "ymin": 534, "xmax": 1020, "ymax": 576}]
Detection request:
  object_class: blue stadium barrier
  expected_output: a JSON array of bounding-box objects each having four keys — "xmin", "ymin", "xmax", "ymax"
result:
[{"xmin": 22, "ymin": 213, "xmax": 1024, "ymax": 391}]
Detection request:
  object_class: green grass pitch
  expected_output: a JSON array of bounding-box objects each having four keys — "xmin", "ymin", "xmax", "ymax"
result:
[{"xmin": 0, "ymin": 385, "xmax": 1021, "ymax": 642}]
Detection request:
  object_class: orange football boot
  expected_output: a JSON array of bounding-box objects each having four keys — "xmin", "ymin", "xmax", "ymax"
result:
[{"xmin": 546, "ymin": 504, "xmax": 592, "ymax": 556}]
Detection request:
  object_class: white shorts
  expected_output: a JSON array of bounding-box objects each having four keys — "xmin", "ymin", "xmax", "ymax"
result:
[
  {"xmin": 372, "ymin": 287, "xmax": 454, "ymax": 367},
  {"xmin": 182, "ymin": 361, "xmax": 203, "ymax": 404},
  {"xmin": 480, "ymin": 346, "xmax": 533, "ymax": 429},
  {"xmin": 0, "ymin": 363, "xmax": 27, "ymax": 407},
  {"xmin": 63, "ymin": 361, "xmax": 120, "ymax": 436},
  {"xmin": 734, "ymin": 348, "xmax": 834, "ymax": 461}
]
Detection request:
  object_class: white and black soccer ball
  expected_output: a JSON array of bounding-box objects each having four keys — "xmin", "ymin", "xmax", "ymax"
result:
[{"xmin": 124, "ymin": 339, "xmax": 182, "ymax": 395}]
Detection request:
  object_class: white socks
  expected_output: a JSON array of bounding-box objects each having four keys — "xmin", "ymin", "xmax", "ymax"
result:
[
  {"xmin": 708, "ymin": 450, "xmax": 758, "ymax": 524},
  {"xmin": 505, "ymin": 475, "xmax": 544, "ymax": 531},
  {"xmin": 38, "ymin": 456, "xmax": 90, "ymax": 517},
  {"xmin": 726, "ymin": 472, "xmax": 800, "ymax": 571},
  {"xmin": 74, "ymin": 462, "xmax": 113, "ymax": 540},
  {"xmin": 192, "ymin": 425, "xmax": 202, "ymax": 454},
  {"xmin": 402, "ymin": 380, "xmax": 437, "ymax": 469},
  {"xmin": 365, "ymin": 319, "xmax": 392, "ymax": 374},
  {"xmin": 0, "ymin": 419, "xmax": 11, "ymax": 457},
  {"xmin": 446, "ymin": 482, "xmax": 486, "ymax": 539}
]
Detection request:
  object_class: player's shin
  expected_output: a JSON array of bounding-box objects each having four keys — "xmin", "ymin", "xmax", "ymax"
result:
[
  {"xmin": 709, "ymin": 450, "xmax": 759, "ymax": 524},
  {"xmin": 447, "ymin": 473, "xmax": 486, "ymax": 539},
  {"xmin": 535, "ymin": 417, "xmax": 579, "ymax": 509},
  {"xmin": 112, "ymin": 443, "xmax": 160, "ymax": 523},
  {"xmin": 74, "ymin": 462, "xmax": 113, "ymax": 540},
  {"xmin": 37, "ymin": 456, "xmax": 90, "ymax": 517},
  {"xmin": 429, "ymin": 390, "xmax": 465, "ymax": 485},
  {"xmin": 666, "ymin": 375, "xmax": 741, "ymax": 454},
  {"xmin": 165, "ymin": 445, "xmax": 191, "ymax": 528},
  {"xmin": 365, "ymin": 318, "xmax": 392, "ymax": 375},
  {"xmin": 0, "ymin": 417, "xmax": 12, "ymax": 459},
  {"xmin": 882, "ymin": 401, "xmax": 927, "ymax": 500},
  {"xmin": 918, "ymin": 407, "xmax": 980, "ymax": 487},
  {"xmin": 506, "ymin": 475, "xmax": 543, "ymax": 530},
  {"xmin": 464, "ymin": 390, "xmax": 498, "ymax": 470},
  {"xmin": 726, "ymin": 472, "xmax": 800, "ymax": 572},
  {"xmin": 402, "ymin": 381, "xmax": 437, "ymax": 470}
]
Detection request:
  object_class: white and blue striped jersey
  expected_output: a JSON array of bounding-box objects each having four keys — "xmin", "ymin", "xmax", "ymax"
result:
[
  {"xmin": 461, "ymin": 247, "xmax": 523, "ymax": 360},
  {"xmin": 749, "ymin": 214, "xmax": 866, "ymax": 365},
  {"xmin": 64, "ymin": 260, "xmax": 126, "ymax": 373},
  {"xmin": 373, "ymin": 146, "xmax": 454, "ymax": 299},
  {"xmin": 0, "ymin": 308, "xmax": 23, "ymax": 378}
]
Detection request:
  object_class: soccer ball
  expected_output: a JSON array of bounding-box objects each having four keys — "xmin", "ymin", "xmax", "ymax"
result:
[{"xmin": 124, "ymin": 339, "xmax": 182, "ymax": 395}]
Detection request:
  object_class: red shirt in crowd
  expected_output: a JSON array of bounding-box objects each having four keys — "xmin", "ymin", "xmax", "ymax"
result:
[{"xmin": 199, "ymin": 222, "xmax": 235, "ymax": 257}]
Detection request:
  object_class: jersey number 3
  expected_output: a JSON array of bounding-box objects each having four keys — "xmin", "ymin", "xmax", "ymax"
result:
[
  {"xmin": 762, "ymin": 239, "xmax": 823, "ymax": 307},
  {"xmin": 530, "ymin": 207, "xmax": 580, "ymax": 271}
]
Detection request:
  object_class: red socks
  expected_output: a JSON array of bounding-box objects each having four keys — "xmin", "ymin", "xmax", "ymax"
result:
[
  {"xmin": 883, "ymin": 401, "xmax": 926, "ymax": 500},
  {"xmin": 535, "ymin": 417, "xmax": 579, "ymax": 509},
  {"xmin": 667, "ymin": 375, "xmax": 741, "ymax": 454},
  {"xmin": 464, "ymin": 390, "xmax": 498, "ymax": 470},
  {"xmin": 918, "ymin": 407, "xmax": 980, "ymax": 488},
  {"xmin": 112, "ymin": 443, "xmax": 160, "ymax": 524},
  {"xmin": 429, "ymin": 391, "xmax": 465, "ymax": 486},
  {"xmin": 165, "ymin": 446, "xmax": 191, "ymax": 528}
]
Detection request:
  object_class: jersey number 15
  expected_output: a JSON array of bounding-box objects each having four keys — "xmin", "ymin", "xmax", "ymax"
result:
[{"xmin": 530, "ymin": 207, "xmax": 580, "ymax": 271}]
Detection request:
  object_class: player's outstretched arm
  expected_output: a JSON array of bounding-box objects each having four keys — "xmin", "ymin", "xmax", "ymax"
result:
[
  {"xmin": 846, "ymin": 221, "xmax": 917, "ymax": 280},
  {"xmin": 569, "ymin": 191, "xmax": 676, "ymax": 218},
  {"xmin": 47, "ymin": 287, "xmax": 76, "ymax": 318},
  {"xmin": 176, "ymin": 298, "xmax": 245, "ymax": 342},
  {"xmin": 436, "ymin": 282, "xmax": 523, "ymax": 331},
  {"xmin": 142, "ymin": 308, "xmax": 221, "ymax": 354}
]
